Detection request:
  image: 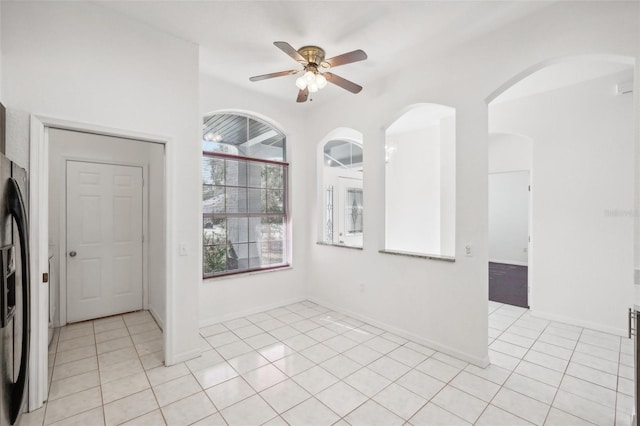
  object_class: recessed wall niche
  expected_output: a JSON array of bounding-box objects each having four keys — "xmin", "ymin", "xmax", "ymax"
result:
[
  {"xmin": 317, "ymin": 128, "xmax": 364, "ymax": 248},
  {"xmin": 385, "ymin": 104, "xmax": 456, "ymax": 258}
]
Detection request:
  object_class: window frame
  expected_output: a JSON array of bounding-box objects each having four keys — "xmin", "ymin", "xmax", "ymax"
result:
[{"xmin": 202, "ymin": 150, "xmax": 290, "ymax": 279}]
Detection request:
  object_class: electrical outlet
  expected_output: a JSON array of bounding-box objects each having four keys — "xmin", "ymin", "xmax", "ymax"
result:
[
  {"xmin": 359, "ymin": 283, "xmax": 365, "ymax": 293},
  {"xmin": 465, "ymin": 243, "xmax": 473, "ymax": 257}
]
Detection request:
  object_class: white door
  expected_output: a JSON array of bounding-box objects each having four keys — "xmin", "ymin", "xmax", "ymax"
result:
[
  {"xmin": 66, "ymin": 161, "xmax": 143, "ymax": 323},
  {"xmin": 337, "ymin": 176, "xmax": 363, "ymax": 247}
]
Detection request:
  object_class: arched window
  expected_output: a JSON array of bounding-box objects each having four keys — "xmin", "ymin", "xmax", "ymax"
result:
[
  {"xmin": 202, "ymin": 113, "xmax": 289, "ymax": 277},
  {"xmin": 385, "ymin": 104, "xmax": 456, "ymax": 258},
  {"xmin": 318, "ymin": 128, "xmax": 363, "ymax": 248}
]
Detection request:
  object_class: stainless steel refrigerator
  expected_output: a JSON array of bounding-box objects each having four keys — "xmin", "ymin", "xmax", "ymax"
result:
[{"xmin": 0, "ymin": 103, "xmax": 30, "ymax": 426}]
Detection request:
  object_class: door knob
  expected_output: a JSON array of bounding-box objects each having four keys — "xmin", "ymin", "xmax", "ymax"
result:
[{"xmin": 69, "ymin": 251, "xmax": 77, "ymax": 257}]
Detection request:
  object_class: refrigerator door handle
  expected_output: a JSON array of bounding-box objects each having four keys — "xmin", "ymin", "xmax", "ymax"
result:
[{"xmin": 6, "ymin": 177, "xmax": 30, "ymax": 425}]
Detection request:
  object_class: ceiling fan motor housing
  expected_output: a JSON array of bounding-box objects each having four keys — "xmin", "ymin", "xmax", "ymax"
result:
[{"xmin": 298, "ymin": 46, "xmax": 326, "ymax": 68}]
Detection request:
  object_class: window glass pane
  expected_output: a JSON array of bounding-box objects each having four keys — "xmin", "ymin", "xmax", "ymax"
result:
[
  {"xmin": 203, "ymin": 245, "xmax": 226, "ymax": 274},
  {"xmin": 265, "ymin": 164, "xmax": 284, "ymax": 189},
  {"xmin": 203, "ymin": 186, "xmax": 225, "ymax": 214},
  {"xmin": 248, "ymin": 188, "xmax": 266, "ymax": 214},
  {"xmin": 248, "ymin": 162, "xmax": 266, "ymax": 188},
  {"xmin": 225, "ymin": 159, "xmax": 247, "ymax": 187},
  {"xmin": 226, "ymin": 187, "xmax": 247, "ymax": 213},
  {"xmin": 346, "ymin": 188, "xmax": 363, "ymax": 234},
  {"xmin": 258, "ymin": 240, "xmax": 284, "ymax": 266},
  {"xmin": 266, "ymin": 190, "xmax": 284, "ymax": 213},
  {"xmin": 203, "ymin": 114, "xmax": 285, "ymax": 162},
  {"xmin": 204, "ymin": 218, "xmax": 226, "ymax": 245},
  {"xmin": 202, "ymin": 157, "xmax": 225, "ymax": 185},
  {"xmin": 227, "ymin": 217, "xmax": 248, "ymax": 244},
  {"xmin": 249, "ymin": 217, "xmax": 261, "ymax": 242},
  {"xmin": 248, "ymin": 242, "xmax": 261, "ymax": 268},
  {"xmin": 227, "ymin": 242, "xmax": 249, "ymax": 271},
  {"xmin": 248, "ymin": 118, "xmax": 285, "ymax": 161},
  {"xmin": 262, "ymin": 217, "xmax": 285, "ymax": 241}
]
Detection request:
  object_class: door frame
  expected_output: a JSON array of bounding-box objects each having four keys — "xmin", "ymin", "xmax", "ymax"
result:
[
  {"xmin": 60, "ymin": 159, "xmax": 148, "ymax": 326},
  {"xmin": 29, "ymin": 115, "xmax": 172, "ymax": 411}
]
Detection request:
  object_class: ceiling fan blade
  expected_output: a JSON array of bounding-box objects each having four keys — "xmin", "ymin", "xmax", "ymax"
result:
[
  {"xmin": 324, "ymin": 73, "xmax": 363, "ymax": 94},
  {"xmin": 324, "ymin": 49, "xmax": 367, "ymax": 68},
  {"xmin": 274, "ymin": 41, "xmax": 306, "ymax": 63},
  {"xmin": 249, "ymin": 70, "xmax": 298, "ymax": 82},
  {"xmin": 296, "ymin": 87, "xmax": 309, "ymax": 103}
]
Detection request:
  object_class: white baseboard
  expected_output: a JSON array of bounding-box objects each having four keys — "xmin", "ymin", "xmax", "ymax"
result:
[
  {"xmin": 308, "ymin": 297, "xmax": 490, "ymax": 368},
  {"xmin": 199, "ymin": 296, "xmax": 307, "ymax": 328},
  {"xmin": 489, "ymin": 259, "xmax": 528, "ymax": 267},
  {"xmin": 531, "ymin": 309, "xmax": 627, "ymax": 337},
  {"xmin": 148, "ymin": 306, "xmax": 164, "ymax": 331}
]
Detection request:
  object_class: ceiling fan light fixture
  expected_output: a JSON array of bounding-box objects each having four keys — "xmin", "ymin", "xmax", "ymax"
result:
[
  {"xmin": 316, "ymin": 73, "xmax": 327, "ymax": 89},
  {"xmin": 295, "ymin": 77, "xmax": 307, "ymax": 90},
  {"xmin": 304, "ymin": 70, "xmax": 316, "ymax": 83},
  {"xmin": 249, "ymin": 41, "xmax": 367, "ymax": 103}
]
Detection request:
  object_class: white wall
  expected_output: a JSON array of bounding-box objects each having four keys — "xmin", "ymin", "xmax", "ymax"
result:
[
  {"xmin": 198, "ymin": 74, "xmax": 309, "ymax": 325},
  {"xmin": 491, "ymin": 69, "xmax": 635, "ymax": 334},
  {"xmin": 1, "ymin": 1, "xmax": 201, "ymax": 363},
  {"xmin": 488, "ymin": 171, "xmax": 529, "ymax": 265},
  {"xmin": 488, "ymin": 133, "xmax": 532, "ymax": 174},
  {"xmin": 48, "ymin": 129, "xmax": 165, "ymax": 328},
  {"xmin": 440, "ymin": 116, "xmax": 456, "ymax": 256},
  {"xmin": 304, "ymin": 1, "xmax": 639, "ymax": 365},
  {"xmin": 386, "ymin": 126, "xmax": 442, "ymax": 254}
]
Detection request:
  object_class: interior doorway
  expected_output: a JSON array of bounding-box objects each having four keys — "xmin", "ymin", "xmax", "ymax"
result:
[
  {"xmin": 48, "ymin": 129, "xmax": 165, "ymax": 328},
  {"xmin": 488, "ymin": 132, "xmax": 532, "ymax": 309},
  {"xmin": 487, "ymin": 56, "xmax": 635, "ymax": 339}
]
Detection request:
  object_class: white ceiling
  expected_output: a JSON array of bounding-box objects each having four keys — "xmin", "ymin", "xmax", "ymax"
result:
[{"xmin": 99, "ymin": 1, "xmax": 554, "ymax": 103}]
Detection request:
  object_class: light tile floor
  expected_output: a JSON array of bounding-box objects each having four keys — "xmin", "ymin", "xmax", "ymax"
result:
[{"xmin": 21, "ymin": 300, "xmax": 635, "ymax": 425}]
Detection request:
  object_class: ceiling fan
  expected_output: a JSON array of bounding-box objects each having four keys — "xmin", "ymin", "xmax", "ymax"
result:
[{"xmin": 249, "ymin": 41, "xmax": 368, "ymax": 103}]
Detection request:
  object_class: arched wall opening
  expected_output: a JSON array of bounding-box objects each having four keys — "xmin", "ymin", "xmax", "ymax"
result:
[
  {"xmin": 486, "ymin": 55, "xmax": 635, "ymax": 338},
  {"xmin": 316, "ymin": 127, "xmax": 364, "ymax": 248},
  {"xmin": 384, "ymin": 103, "xmax": 456, "ymax": 258}
]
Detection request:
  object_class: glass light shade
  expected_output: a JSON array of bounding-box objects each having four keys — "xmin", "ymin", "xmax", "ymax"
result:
[
  {"xmin": 304, "ymin": 71, "xmax": 315, "ymax": 83},
  {"xmin": 295, "ymin": 77, "xmax": 307, "ymax": 90},
  {"xmin": 315, "ymin": 74, "xmax": 327, "ymax": 89},
  {"xmin": 308, "ymin": 82, "xmax": 319, "ymax": 93},
  {"xmin": 204, "ymin": 132, "xmax": 214, "ymax": 141}
]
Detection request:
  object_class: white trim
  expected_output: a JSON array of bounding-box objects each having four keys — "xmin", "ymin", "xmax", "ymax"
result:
[
  {"xmin": 308, "ymin": 297, "xmax": 490, "ymax": 368},
  {"xmin": 29, "ymin": 114, "xmax": 172, "ymax": 410},
  {"xmin": 149, "ymin": 306, "xmax": 164, "ymax": 331},
  {"xmin": 531, "ymin": 309, "xmax": 627, "ymax": 337},
  {"xmin": 28, "ymin": 117, "xmax": 48, "ymax": 410},
  {"xmin": 489, "ymin": 259, "xmax": 528, "ymax": 267},
  {"xmin": 198, "ymin": 297, "xmax": 306, "ymax": 328}
]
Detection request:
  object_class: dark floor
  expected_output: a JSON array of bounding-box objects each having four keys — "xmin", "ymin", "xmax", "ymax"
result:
[{"xmin": 488, "ymin": 262, "xmax": 528, "ymax": 308}]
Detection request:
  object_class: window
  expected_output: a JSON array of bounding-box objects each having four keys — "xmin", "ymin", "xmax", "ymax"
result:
[
  {"xmin": 346, "ymin": 188, "xmax": 363, "ymax": 234},
  {"xmin": 202, "ymin": 113, "xmax": 288, "ymax": 277},
  {"xmin": 318, "ymin": 129, "xmax": 364, "ymax": 248}
]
